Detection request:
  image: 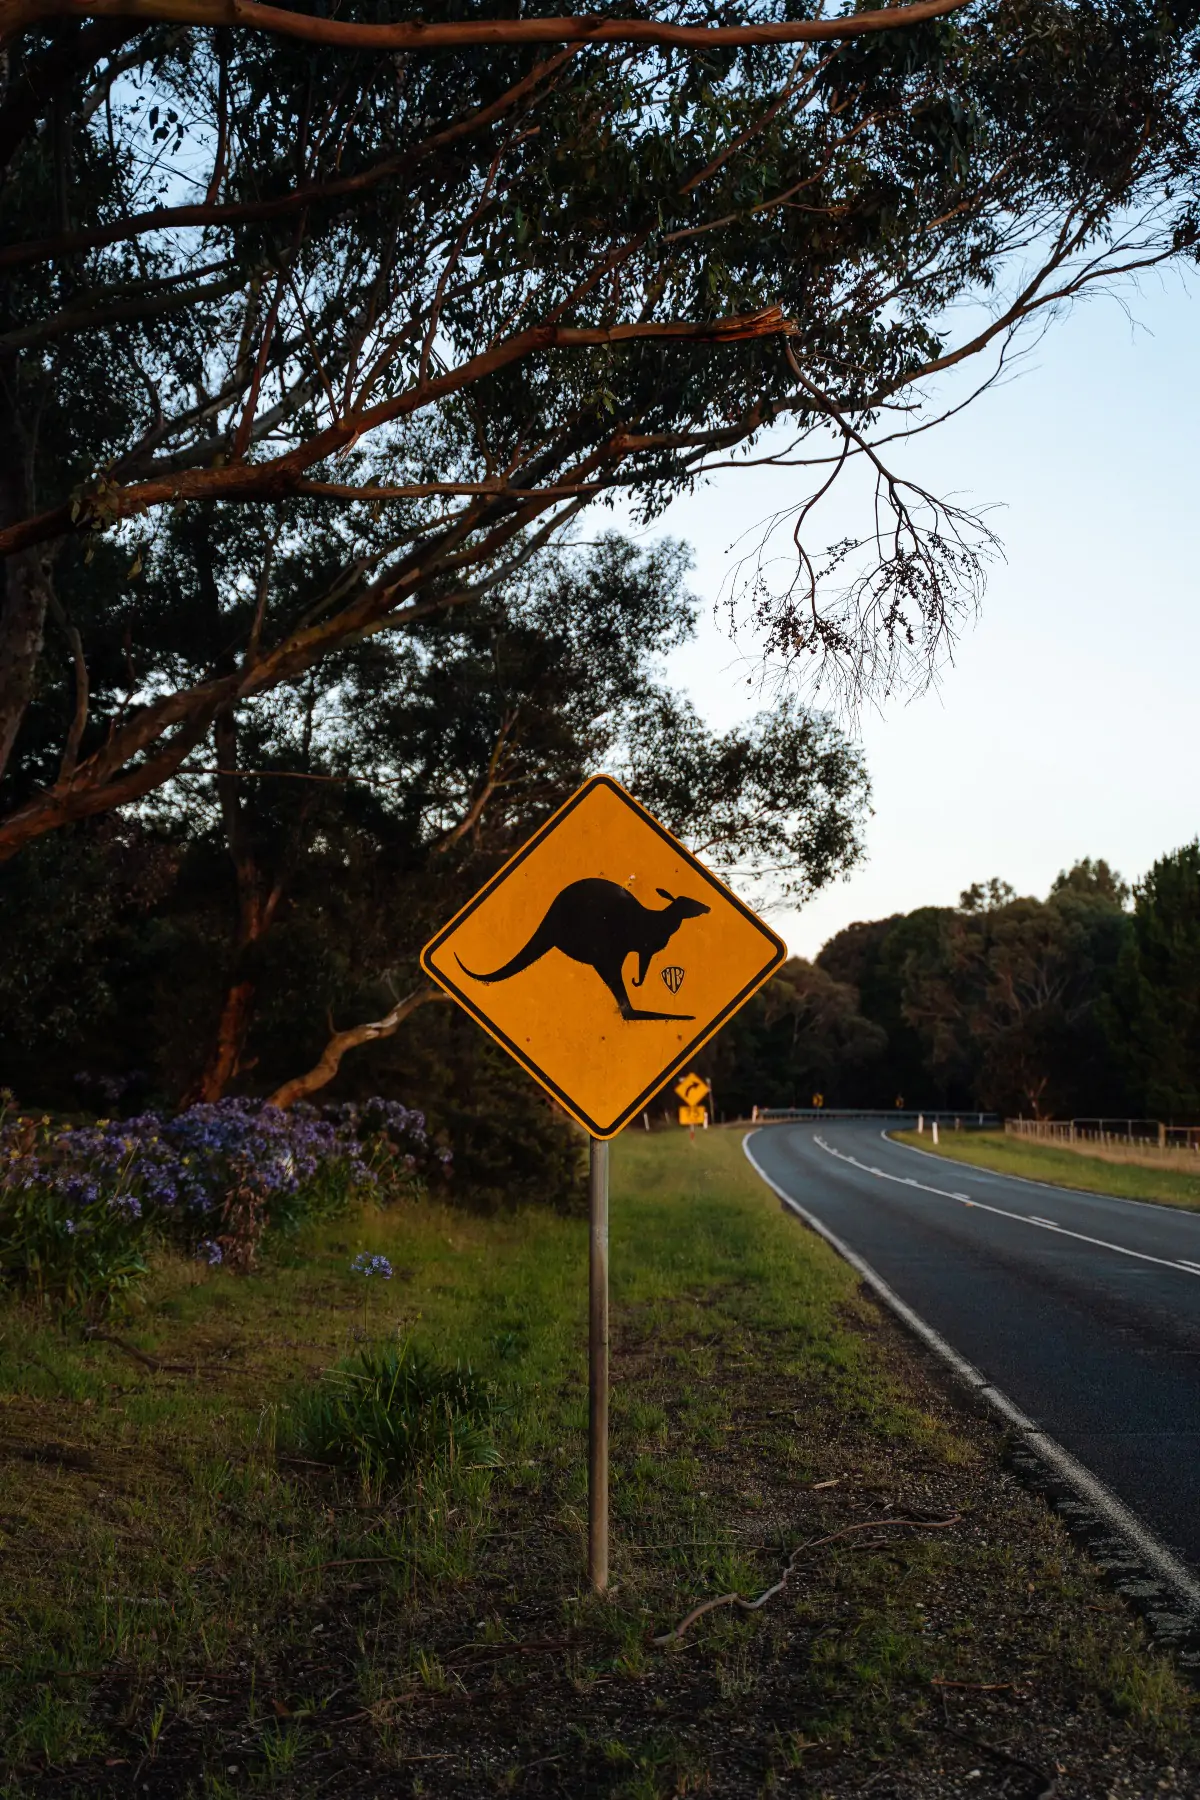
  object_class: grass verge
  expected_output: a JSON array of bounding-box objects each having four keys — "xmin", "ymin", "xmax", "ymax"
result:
[
  {"xmin": 891, "ymin": 1128, "xmax": 1200, "ymax": 1211},
  {"xmin": 1, "ymin": 1129, "xmax": 1196, "ymax": 1796}
]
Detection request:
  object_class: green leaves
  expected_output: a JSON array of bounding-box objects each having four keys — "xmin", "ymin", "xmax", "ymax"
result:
[{"xmin": 4, "ymin": 0, "xmax": 1200, "ymax": 866}]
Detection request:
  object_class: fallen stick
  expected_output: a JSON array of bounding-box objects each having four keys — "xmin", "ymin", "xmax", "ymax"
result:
[
  {"xmin": 84, "ymin": 1329, "xmax": 198, "ymax": 1374},
  {"xmin": 934, "ymin": 1721, "xmax": 1058, "ymax": 1798},
  {"xmin": 930, "ymin": 1678, "xmax": 1016, "ymax": 1692},
  {"xmin": 443, "ymin": 1635, "xmax": 579, "ymax": 1663},
  {"xmin": 317, "ymin": 1556, "xmax": 407, "ymax": 1570},
  {"xmin": 652, "ymin": 1514, "xmax": 962, "ymax": 1646},
  {"xmin": 84, "ymin": 1329, "xmax": 236, "ymax": 1376}
]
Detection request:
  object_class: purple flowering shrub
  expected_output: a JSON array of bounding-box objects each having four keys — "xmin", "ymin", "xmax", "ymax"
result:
[
  {"xmin": 0, "ymin": 1156, "xmax": 149, "ymax": 1313},
  {"xmin": 0, "ymin": 1089, "xmax": 448, "ymax": 1311}
]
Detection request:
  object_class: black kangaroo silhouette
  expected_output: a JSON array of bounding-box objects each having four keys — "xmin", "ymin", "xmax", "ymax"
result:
[{"xmin": 456, "ymin": 877, "xmax": 711, "ymax": 1021}]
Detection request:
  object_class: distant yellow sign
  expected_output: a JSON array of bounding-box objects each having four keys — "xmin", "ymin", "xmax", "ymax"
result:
[
  {"xmin": 674, "ymin": 1072, "xmax": 710, "ymax": 1107},
  {"xmin": 678, "ymin": 1104, "xmax": 707, "ymax": 1126},
  {"xmin": 421, "ymin": 775, "xmax": 786, "ymax": 1139}
]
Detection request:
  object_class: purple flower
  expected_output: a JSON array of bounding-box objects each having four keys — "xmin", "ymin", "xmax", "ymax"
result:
[
  {"xmin": 351, "ymin": 1252, "xmax": 393, "ymax": 1279},
  {"xmin": 197, "ymin": 1239, "xmax": 223, "ymax": 1266},
  {"xmin": 2, "ymin": 1088, "xmax": 442, "ymax": 1275}
]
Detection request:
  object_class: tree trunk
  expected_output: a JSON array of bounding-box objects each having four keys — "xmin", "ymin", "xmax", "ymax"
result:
[
  {"xmin": 190, "ymin": 680, "xmax": 285, "ymax": 1101},
  {"xmin": 0, "ymin": 543, "xmax": 51, "ymax": 782},
  {"xmin": 196, "ymin": 979, "xmax": 257, "ymax": 1103},
  {"xmin": 268, "ymin": 986, "xmax": 448, "ymax": 1110},
  {"xmin": 0, "ymin": 369, "xmax": 54, "ymax": 784}
]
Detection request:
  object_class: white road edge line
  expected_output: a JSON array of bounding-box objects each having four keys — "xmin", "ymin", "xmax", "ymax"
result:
[
  {"xmin": 741, "ymin": 1130, "xmax": 1200, "ymax": 1620},
  {"xmin": 882, "ymin": 1127, "xmax": 1200, "ymax": 1222},
  {"xmin": 814, "ymin": 1133, "xmax": 1200, "ymax": 1281}
]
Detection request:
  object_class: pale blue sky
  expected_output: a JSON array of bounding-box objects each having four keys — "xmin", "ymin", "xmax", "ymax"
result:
[{"xmin": 654, "ymin": 269, "xmax": 1200, "ymax": 959}]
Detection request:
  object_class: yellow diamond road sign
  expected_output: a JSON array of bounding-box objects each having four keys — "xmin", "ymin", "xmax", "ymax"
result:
[
  {"xmin": 674, "ymin": 1073, "xmax": 710, "ymax": 1107},
  {"xmin": 421, "ymin": 775, "xmax": 786, "ymax": 1139}
]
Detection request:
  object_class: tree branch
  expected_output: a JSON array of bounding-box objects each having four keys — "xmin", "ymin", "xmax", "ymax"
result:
[
  {"xmin": 0, "ymin": 305, "xmax": 794, "ymax": 555},
  {"xmin": 267, "ymin": 985, "xmax": 449, "ymax": 1110},
  {"xmin": 1, "ymin": 0, "xmax": 974, "ymax": 57},
  {"xmin": 430, "ymin": 710, "xmax": 519, "ymax": 854},
  {"xmin": 0, "ymin": 16, "xmax": 138, "ymax": 173},
  {"xmin": 1, "ymin": 264, "xmax": 244, "ymax": 352}
]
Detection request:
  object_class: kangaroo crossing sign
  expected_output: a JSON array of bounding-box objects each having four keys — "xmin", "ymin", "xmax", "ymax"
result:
[{"xmin": 421, "ymin": 775, "xmax": 786, "ymax": 1138}]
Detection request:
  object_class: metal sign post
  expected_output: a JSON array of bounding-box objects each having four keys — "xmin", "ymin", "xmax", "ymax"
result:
[
  {"xmin": 588, "ymin": 1136, "xmax": 609, "ymax": 1593},
  {"xmin": 419, "ymin": 774, "xmax": 788, "ymax": 1595}
]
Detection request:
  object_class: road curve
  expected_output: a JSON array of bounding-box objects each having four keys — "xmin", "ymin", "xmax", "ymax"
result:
[{"xmin": 748, "ymin": 1121, "xmax": 1200, "ymax": 1573}]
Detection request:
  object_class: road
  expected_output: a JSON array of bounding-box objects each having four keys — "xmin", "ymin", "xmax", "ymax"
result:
[{"xmin": 748, "ymin": 1121, "xmax": 1200, "ymax": 1573}]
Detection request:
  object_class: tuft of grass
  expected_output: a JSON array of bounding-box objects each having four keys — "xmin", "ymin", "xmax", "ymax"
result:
[
  {"xmin": 892, "ymin": 1129, "xmax": 1200, "ymax": 1210},
  {"xmin": 290, "ymin": 1337, "xmax": 499, "ymax": 1486}
]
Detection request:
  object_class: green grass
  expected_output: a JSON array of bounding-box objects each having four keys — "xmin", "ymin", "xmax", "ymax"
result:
[
  {"xmin": 290, "ymin": 1338, "xmax": 499, "ymax": 1486},
  {"xmin": 0, "ymin": 1130, "xmax": 1195, "ymax": 1794},
  {"xmin": 891, "ymin": 1128, "xmax": 1200, "ymax": 1211}
]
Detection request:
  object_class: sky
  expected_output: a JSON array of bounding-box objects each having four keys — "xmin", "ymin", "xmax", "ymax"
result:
[{"xmin": 649, "ymin": 267, "xmax": 1200, "ymax": 960}]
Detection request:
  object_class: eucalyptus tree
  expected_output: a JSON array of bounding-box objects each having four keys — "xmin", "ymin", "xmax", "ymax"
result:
[
  {"xmin": 0, "ymin": 527, "xmax": 869, "ymax": 1104},
  {"xmin": 2, "ymin": 0, "xmax": 1197, "ymax": 860}
]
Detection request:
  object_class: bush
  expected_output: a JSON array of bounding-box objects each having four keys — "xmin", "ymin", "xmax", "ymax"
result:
[
  {"xmin": 0, "ymin": 1177, "xmax": 148, "ymax": 1315},
  {"xmin": 0, "ymin": 1091, "xmax": 447, "ymax": 1309},
  {"xmin": 404, "ymin": 1026, "xmax": 587, "ymax": 1214},
  {"xmin": 292, "ymin": 1339, "xmax": 499, "ymax": 1486}
]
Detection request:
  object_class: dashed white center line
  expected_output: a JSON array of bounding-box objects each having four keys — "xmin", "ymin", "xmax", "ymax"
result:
[{"xmin": 812, "ymin": 1135, "xmax": 1200, "ymax": 1281}]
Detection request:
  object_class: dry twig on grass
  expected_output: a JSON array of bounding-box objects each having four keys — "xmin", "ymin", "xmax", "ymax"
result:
[
  {"xmin": 84, "ymin": 1328, "xmax": 232, "ymax": 1376},
  {"xmin": 652, "ymin": 1514, "xmax": 962, "ymax": 1645},
  {"xmin": 84, "ymin": 1328, "xmax": 197, "ymax": 1373},
  {"xmin": 930, "ymin": 1678, "xmax": 1017, "ymax": 1692}
]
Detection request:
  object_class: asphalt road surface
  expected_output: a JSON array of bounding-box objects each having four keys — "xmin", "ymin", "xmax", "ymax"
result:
[{"xmin": 748, "ymin": 1121, "xmax": 1200, "ymax": 1573}]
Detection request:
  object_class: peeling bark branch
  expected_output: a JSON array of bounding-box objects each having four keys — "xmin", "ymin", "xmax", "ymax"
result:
[
  {"xmin": 0, "ymin": 0, "xmax": 973, "ymax": 57},
  {"xmin": 267, "ymin": 985, "xmax": 449, "ymax": 1109}
]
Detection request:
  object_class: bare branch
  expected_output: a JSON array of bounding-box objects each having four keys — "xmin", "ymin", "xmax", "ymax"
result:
[{"xmin": 267, "ymin": 985, "xmax": 450, "ymax": 1110}]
